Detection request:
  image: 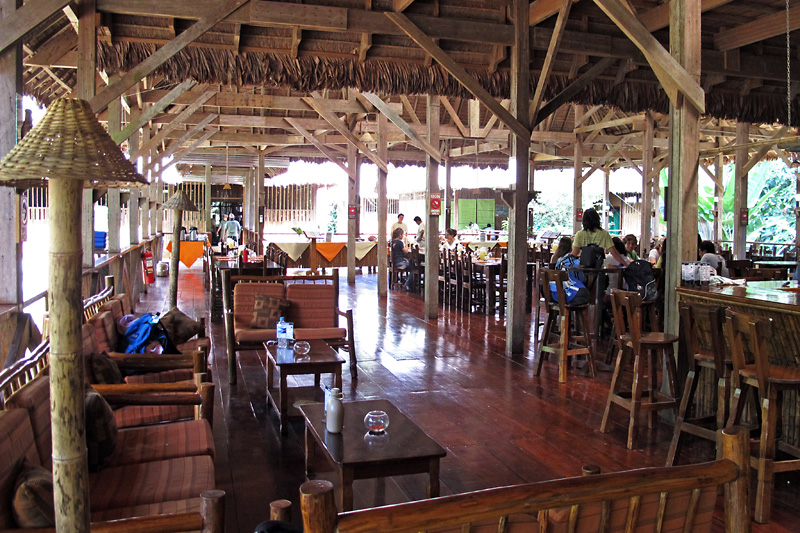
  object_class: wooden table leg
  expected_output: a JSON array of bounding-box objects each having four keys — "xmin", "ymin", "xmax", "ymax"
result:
[
  {"xmin": 305, "ymin": 422, "xmax": 315, "ymax": 475},
  {"xmin": 340, "ymin": 466, "xmax": 354, "ymax": 511},
  {"xmin": 267, "ymin": 357, "xmax": 274, "ymax": 391},
  {"xmin": 427, "ymin": 458, "xmax": 440, "ymax": 498},
  {"xmin": 314, "ymin": 373, "xmax": 321, "ymax": 388},
  {"xmin": 486, "ymin": 266, "xmax": 496, "ymax": 315},
  {"xmin": 280, "ymin": 372, "xmax": 288, "ymax": 433},
  {"xmin": 334, "ymin": 368, "xmax": 342, "ymax": 389}
]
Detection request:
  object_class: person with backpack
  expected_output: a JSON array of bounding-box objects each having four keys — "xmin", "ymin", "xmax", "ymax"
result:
[{"xmin": 570, "ymin": 207, "xmax": 630, "ymax": 267}]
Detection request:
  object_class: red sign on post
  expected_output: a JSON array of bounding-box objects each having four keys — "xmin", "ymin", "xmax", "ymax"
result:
[
  {"xmin": 348, "ymin": 205, "xmax": 357, "ymax": 219},
  {"xmin": 430, "ymin": 193, "xmax": 442, "ymax": 216},
  {"xmin": 576, "ymin": 208, "xmax": 583, "ymax": 221}
]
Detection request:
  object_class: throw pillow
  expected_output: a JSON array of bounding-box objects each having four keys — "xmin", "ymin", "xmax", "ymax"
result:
[
  {"xmin": 159, "ymin": 307, "xmax": 203, "ymax": 344},
  {"xmin": 90, "ymin": 351, "xmax": 123, "ymax": 384},
  {"xmin": 85, "ymin": 386, "xmax": 118, "ymax": 472},
  {"xmin": 12, "ymin": 458, "xmax": 55, "ymax": 528},
  {"xmin": 251, "ymin": 295, "xmax": 290, "ymax": 329},
  {"xmin": 115, "ymin": 314, "xmax": 136, "ymax": 336}
]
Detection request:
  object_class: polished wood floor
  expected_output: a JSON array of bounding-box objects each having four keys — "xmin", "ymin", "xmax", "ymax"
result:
[{"xmin": 143, "ymin": 264, "xmax": 798, "ymax": 532}]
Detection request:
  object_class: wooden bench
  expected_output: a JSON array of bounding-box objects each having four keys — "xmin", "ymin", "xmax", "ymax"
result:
[
  {"xmin": 0, "ymin": 346, "xmax": 223, "ymax": 531},
  {"xmin": 222, "ymin": 271, "xmax": 356, "ymax": 384},
  {"xmin": 297, "ymin": 427, "xmax": 750, "ymax": 532}
]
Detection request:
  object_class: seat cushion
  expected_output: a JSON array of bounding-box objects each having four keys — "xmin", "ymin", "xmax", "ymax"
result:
[
  {"xmin": 160, "ymin": 308, "xmax": 204, "ymax": 344},
  {"xmin": 90, "ymin": 351, "xmax": 124, "ymax": 385},
  {"xmin": 88, "ymin": 455, "xmax": 215, "ymax": 511},
  {"xmin": 5, "ymin": 377, "xmax": 52, "ymax": 470},
  {"xmin": 98, "ymin": 299, "xmax": 124, "ymax": 326},
  {"xmin": 251, "ymin": 295, "xmax": 290, "ymax": 329},
  {"xmin": 233, "ymin": 282, "xmax": 285, "ymax": 328},
  {"xmin": 89, "ymin": 311, "xmax": 120, "ymax": 353},
  {"xmin": 286, "ymin": 283, "xmax": 337, "ymax": 328},
  {"xmin": 177, "ymin": 337, "xmax": 211, "ymax": 355},
  {"xmin": 85, "ymin": 387, "xmax": 118, "ymax": 472},
  {"xmin": 112, "ymin": 293, "xmax": 134, "ymax": 316},
  {"xmin": 108, "ymin": 419, "xmax": 214, "ymax": 467},
  {"xmin": 12, "ymin": 459, "xmax": 54, "ymax": 528},
  {"xmin": 113, "ymin": 405, "xmax": 196, "ymax": 429},
  {"xmin": 91, "ymin": 497, "xmax": 202, "ymax": 522},
  {"xmin": 0, "ymin": 410, "xmax": 41, "ymax": 529}
]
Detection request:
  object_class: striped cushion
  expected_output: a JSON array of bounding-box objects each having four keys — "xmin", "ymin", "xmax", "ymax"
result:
[
  {"xmin": 113, "ymin": 405, "xmax": 195, "ymax": 429},
  {"xmin": 108, "ymin": 419, "xmax": 215, "ymax": 467},
  {"xmin": 12, "ymin": 459, "xmax": 54, "ymax": 528},
  {"xmin": 98, "ymin": 299, "xmax": 124, "ymax": 325},
  {"xmin": 85, "ymin": 387, "xmax": 118, "ymax": 472},
  {"xmin": 234, "ymin": 283, "xmax": 285, "ymax": 328},
  {"xmin": 0, "ymin": 410, "xmax": 41, "ymax": 529},
  {"xmin": 125, "ymin": 368, "xmax": 194, "ymax": 385},
  {"xmin": 91, "ymin": 497, "xmax": 202, "ymax": 522},
  {"xmin": 112, "ymin": 293, "xmax": 134, "ymax": 316},
  {"xmin": 177, "ymin": 337, "xmax": 211, "ymax": 354},
  {"xmin": 82, "ymin": 323, "xmax": 99, "ymax": 380},
  {"xmin": 6, "ymin": 377, "xmax": 52, "ymax": 470},
  {"xmin": 286, "ymin": 284, "xmax": 337, "ymax": 328},
  {"xmin": 90, "ymin": 351, "xmax": 123, "ymax": 384},
  {"xmin": 235, "ymin": 327, "xmax": 347, "ymax": 343},
  {"xmin": 88, "ymin": 455, "xmax": 214, "ymax": 511},
  {"xmin": 89, "ymin": 311, "xmax": 119, "ymax": 353}
]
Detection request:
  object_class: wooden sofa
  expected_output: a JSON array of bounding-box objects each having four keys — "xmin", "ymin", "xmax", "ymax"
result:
[
  {"xmin": 222, "ymin": 271, "xmax": 356, "ymax": 384},
  {"xmin": 297, "ymin": 427, "xmax": 751, "ymax": 533},
  {"xmin": 0, "ymin": 348, "xmax": 223, "ymax": 531}
]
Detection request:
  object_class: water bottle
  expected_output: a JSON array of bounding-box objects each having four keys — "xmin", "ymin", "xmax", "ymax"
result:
[
  {"xmin": 326, "ymin": 388, "xmax": 344, "ymax": 433},
  {"xmin": 277, "ymin": 317, "xmax": 288, "ymax": 349}
]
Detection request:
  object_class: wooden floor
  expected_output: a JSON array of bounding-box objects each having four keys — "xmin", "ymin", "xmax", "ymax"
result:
[{"xmin": 142, "ymin": 264, "xmax": 798, "ymax": 532}]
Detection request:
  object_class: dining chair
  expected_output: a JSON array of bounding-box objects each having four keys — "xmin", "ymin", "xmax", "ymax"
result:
[
  {"xmin": 724, "ymin": 309, "xmax": 800, "ymax": 523},
  {"xmin": 600, "ymin": 289, "xmax": 678, "ymax": 449},
  {"xmin": 460, "ymin": 252, "xmax": 486, "ymax": 312},
  {"xmin": 666, "ymin": 301, "xmax": 730, "ymax": 466}
]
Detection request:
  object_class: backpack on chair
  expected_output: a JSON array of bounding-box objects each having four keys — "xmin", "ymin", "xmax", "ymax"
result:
[
  {"xmin": 623, "ymin": 259, "xmax": 658, "ymax": 301},
  {"xmin": 579, "ymin": 244, "xmax": 606, "ymax": 269}
]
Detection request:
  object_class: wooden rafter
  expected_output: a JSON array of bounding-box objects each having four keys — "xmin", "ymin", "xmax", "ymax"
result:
[
  {"xmin": 146, "ymin": 118, "xmax": 218, "ymax": 172},
  {"xmin": 715, "ymin": 5, "xmax": 800, "ymax": 51},
  {"xmin": 637, "ymin": 0, "xmax": 734, "ymax": 32},
  {"xmin": 89, "ymin": 0, "xmax": 249, "ymax": 113},
  {"xmin": 361, "ymin": 92, "xmax": 444, "ymax": 163},
  {"xmin": 742, "ymin": 127, "xmax": 789, "ymax": 174},
  {"xmin": 303, "ymin": 95, "xmax": 389, "ymax": 172},
  {"xmin": 0, "ymin": 0, "xmax": 71, "ymax": 53},
  {"xmin": 530, "ymin": 0, "xmax": 572, "ymax": 124},
  {"xmin": 132, "ymin": 90, "xmax": 216, "ymax": 159},
  {"xmin": 529, "ymin": 0, "xmax": 576, "ymax": 26},
  {"xmin": 111, "ymin": 79, "xmax": 196, "ymax": 144},
  {"xmin": 158, "ymin": 128, "xmax": 219, "ymax": 174},
  {"xmin": 578, "ymin": 134, "xmax": 634, "ymax": 185},
  {"xmin": 386, "ymin": 12, "xmax": 531, "ymax": 142},
  {"xmin": 593, "ymin": 0, "xmax": 705, "ymax": 113},
  {"xmin": 284, "ymin": 117, "xmax": 356, "ymax": 180},
  {"xmin": 533, "ymin": 58, "xmax": 616, "ymax": 128},
  {"xmin": 440, "ymin": 98, "xmax": 469, "ymax": 138}
]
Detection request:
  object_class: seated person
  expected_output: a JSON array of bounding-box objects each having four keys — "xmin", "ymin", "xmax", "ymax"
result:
[
  {"xmin": 699, "ymin": 240, "xmax": 729, "ymax": 276},
  {"xmin": 648, "ymin": 240, "xmax": 662, "ymax": 265},
  {"xmin": 604, "ymin": 237, "xmax": 628, "ymax": 292},
  {"xmin": 550, "ymin": 236, "xmax": 573, "ymax": 268},
  {"xmin": 391, "ymin": 227, "xmax": 414, "ymax": 289},
  {"xmin": 442, "ymin": 228, "xmax": 459, "ymax": 251},
  {"xmin": 623, "ymin": 234, "xmax": 639, "ymax": 261}
]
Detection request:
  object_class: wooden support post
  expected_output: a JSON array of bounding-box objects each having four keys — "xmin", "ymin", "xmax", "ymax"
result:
[
  {"xmin": 664, "ymin": 0, "xmax": 702, "ymax": 336},
  {"xmin": 49, "ymin": 178, "xmax": 91, "ymax": 532},
  {"xmin": 444, "ymin": 142, "xmax": 452, "ymax": 230},
  {"xmin": 424, "ymin": 95, "xmax": 440, "ymax": 319},
  {"xmin": 300, "ymin": 480, "xmax": 337, "ymax": 533},
  {"xmin": 0, "ymin": 0, "xmax": 22, "ymax": 307},
  {"xmin": 201, "ymin": 490, "xmax": 226, "ymax": 533},
  {"xmin": 506, "ymin": 0, "xmax": 531, "ymax": 354},
  {"xmin": 640, "ymin": 113, "xmax": 654, "ymax": 249},
  {"xmin": 257, "ymin": 152, "xmax": 265, "ymax": 254},
  {"xmin": 107, "ymin": 93, "xmax": 121, "ymax": 253},
  {"xmin": 169, "ymin": 208, "xmax": 182, "ymax": 308},
  {"xmin": 347, "ymin": 143, "xmax": 357, "ymax": 284},
  {"xmin": 603, "ymin": 169, "xmax": 610, "ymax": 229},
  {"xmin": 573, "ymin": 105, "xmax": 584, "ymax": 234},
  {"xmin": 78, "ymin": 0, "xmax": 96, "ymax": 269},
  {"xmin": 377, "ymin": 113, "xmax": 388, "ymax": 296},
  {"xmin": 204, "ymin": 165, "xmax": 212, "ymax": 233},
  {"xmin": 733, "ymin": 123, "xmax": 749, "ymax": 259},
  {"xmin": 721, "ymin": 427, "xmax": 751, "ymax": 532},
  {"xmin": 714, "ymin": 145, "xmax": 724, "ymax": 244},
  {"xmin": 128, "ymin": 112, "xmax": 140, "ymax": 246}
]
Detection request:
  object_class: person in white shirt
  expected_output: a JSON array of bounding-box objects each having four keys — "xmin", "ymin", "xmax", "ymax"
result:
[
  {"xmin": 442, "ymin": 228, "xmax": 459, "ymax": 251},
  {"xmin": 699, "ymin": 240, "xmax": 729, "ymax": 276},
  {"xmin": 648, "ymin": 240, "xmax": 662, "ymax": 265},
  {"xmin": 413, "ymin": 216, "xmax": 425, "ymax": 243},
  {"xmin": 390, "ymin": 214, "xmax": 408, "ymax": 242}
]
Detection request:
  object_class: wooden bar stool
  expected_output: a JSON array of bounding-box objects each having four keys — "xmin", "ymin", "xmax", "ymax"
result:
[
  {"xmin": 600, "ymin": 290, "xmax": 679, "ymax": 449},
  {"xmin": 535, "ymin": 269, "xmax": 595, "ymax": 384},
  {"xmin": 666, "ymin": 301, "xmax": 731, "ymax": 466},
  {"xmin": 724, "ymin": 309, "xmax": 800, "ymax": 523}
]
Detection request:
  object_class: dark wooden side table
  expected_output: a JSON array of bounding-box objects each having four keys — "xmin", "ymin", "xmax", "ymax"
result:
[
  {"xmin": 264, "ymin": 340, "xmax": 345, "ymax": 433},
  {"xmin": 299, "ymin": 399, "xmax": 446, "ymax": 511}
]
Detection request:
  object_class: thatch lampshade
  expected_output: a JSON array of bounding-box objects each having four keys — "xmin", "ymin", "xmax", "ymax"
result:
[
  {"xmin": 0, "ymin": 98, "xmax": 146, "ymax": 532},
  {"xmin": 164, "ymin": 190, "xmax": 198, "ymax": 308}
]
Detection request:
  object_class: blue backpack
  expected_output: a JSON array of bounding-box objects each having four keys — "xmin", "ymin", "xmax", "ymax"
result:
[{"xmin": 555, "ymin": 254, "xmax": 586, "ymax": 285}]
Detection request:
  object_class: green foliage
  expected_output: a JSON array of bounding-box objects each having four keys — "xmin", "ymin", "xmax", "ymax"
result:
[{"xmin": 326, "ymin": 203, "xmax": 338, "ymax": 233}]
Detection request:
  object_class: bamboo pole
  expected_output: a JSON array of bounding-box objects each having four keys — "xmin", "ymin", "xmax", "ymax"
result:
[
  {"xmin": 49, "ymin": 177, "xmax": 91, "ymax": 532},
  {"xmin": 169, "ymin": 208, "xmax": 182, "ymax": 308}
]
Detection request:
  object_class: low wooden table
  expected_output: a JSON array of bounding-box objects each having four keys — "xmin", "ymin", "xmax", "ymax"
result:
[
  {"xmin": 265, "ymin": 340, "xmax": 345, "ymax": 432},
  {"xmin": 299, "ymin": 399, "xmax": 446, "ymax": 511}
]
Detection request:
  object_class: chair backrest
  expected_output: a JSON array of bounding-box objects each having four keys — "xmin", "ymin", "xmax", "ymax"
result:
[
  {"xmin": 679, "ymin": 301, "xmax": 727, "ymax": 378},
  {"xmin": 724, "ymin": 308, "xmax": 772, "ymax": 392},
  {"xmin": 539, "ymin": 268, "xmax": 567, "ymax": 311},
  {"xmin": 609, "ymin": 290, "xmax": 643, "ymax": 350},
  {"xmin": 727, "ymin": 260, "xmax": 753, "ymax": 278}
]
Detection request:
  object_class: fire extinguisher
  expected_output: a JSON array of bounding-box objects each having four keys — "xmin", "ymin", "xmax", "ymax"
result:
[
  {"xmin": 142, "ymin": 249, "xmax": 155, "ymax": 285},
  {"xmin": 241, "ymin": 248, "xmax": 249, "ymax": 263}
]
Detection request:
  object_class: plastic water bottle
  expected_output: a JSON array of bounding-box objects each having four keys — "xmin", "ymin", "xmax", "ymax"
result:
[
  {"xmin": 326, "ymin": 388, "xmax": 344, "ymax": 433},
  {"xmin": 277, "ymin": 317, "xmax": 288, "ymax": 349}
]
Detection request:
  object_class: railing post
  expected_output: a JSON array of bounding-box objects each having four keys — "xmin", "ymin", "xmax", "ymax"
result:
[
  {"xmin": 721, "ymin": 426, "xmax": 751, "ymax": 533},
  {"xmin": 300, "ymin": 480, "xmax": 337, "ymax": 533},
  {"xmin": 201, "ymin": 489, "xmax": 226, "ymax": 533}
]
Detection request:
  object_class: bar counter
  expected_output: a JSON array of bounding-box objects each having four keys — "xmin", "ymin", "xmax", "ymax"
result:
[{"xmin": 677, "ymin": 280, "xmax": 800, "ymax": 448}]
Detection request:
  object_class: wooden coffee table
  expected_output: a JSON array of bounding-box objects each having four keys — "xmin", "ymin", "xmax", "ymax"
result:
[
  {"xmin": 299, "ymin": 399, "xmax": 446, "ymax": 511},
  {"xmin": 264, "ymin": 340, "xmax": 345, "ymax": 432}
]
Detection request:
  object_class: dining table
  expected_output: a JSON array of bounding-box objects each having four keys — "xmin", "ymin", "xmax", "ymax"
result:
[{"xmin": 471, "ymin": 258, "xmax": 535, "ymax": 315}]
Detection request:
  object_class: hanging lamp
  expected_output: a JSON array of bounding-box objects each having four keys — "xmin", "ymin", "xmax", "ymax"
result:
[{"xmin": 223, "ymin": 143, "xmax": 232, "ymax": 190}]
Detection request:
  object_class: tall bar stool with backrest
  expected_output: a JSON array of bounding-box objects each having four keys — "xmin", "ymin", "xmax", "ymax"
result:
[
  {"xmin": 446, "ymin": 250, "xmax": 460, "ymax": 308},
  {"xmin": 460, "ymin": 251, "xmax": 486, "ymax": 312},
  {"xmin": 535, "ymin": 269, "xmax": 595, "ymax": 383},
  {"xmin": 601, "ymin": 290, "xmax": 679, "ymax": 449},
  {"xmin": 666, "ymin": 301, "xmax": 731, "ymax": 466},
  {"xmin": 724, "ymin": 309, "xmax": 800, "ymax": 523}
]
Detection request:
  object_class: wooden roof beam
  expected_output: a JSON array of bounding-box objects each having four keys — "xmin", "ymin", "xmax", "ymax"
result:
[
  {"xmin": 533, "ymin": 58, "xmax": 616, "ymax": 128},
  {"xmin": 637, "ymin": 0, "xmax": 734, "ymax": 32},
  {"xmin": 393, "ymin": 0, "xmax": 415, "ymax": 12},
  {"xmin": 285, "ymin": 118, "xmax": 356, "ymax": 180},
  {"xmin": 386, "ymin": 11, "xmax": 531, "ymax": 142},
  {"xmin": 146, "ymin": 119, "xmax": 218, "ymax": 173},
  {"xmin": 715, "ymin": 6, "xmax": 800, "ymax": 51},
  {"xmin": 90, "ymin": 0, "xmax": 248, "ymax": 113},
  {"xmin": 361, "ymin": 92, "xmax": 444, "ymax": 163},
  {"xmin": 111, "ymin": 79, "xmax": 196, "ymax": 144},
  {"xmin": 578, "ymin": 134, "xmax": 634, "ymax": 185},
  {"xmin": 158, "ymin": 128, "xmax": 219, "ymax": 174},
  {"xmin": 593, "ymin": 0, "xmax": 705, "ymax": 113},
  {"xmin": 132, "ymin": 89, "xmax": 216, "ymax": 159},
  {"xmin": 303, "ymin": 95, "xmax": 389, "ymax": 172},
  {"xmin": 530, "ymin": 0, "xmax": 571, "ymax": 124},
  {"xmin": 529, "ymin": 0, "xmax": 578, "ymax": 26},
  {"xmin": 440, "ymin": 98, "xmax": 469, "ymax": 138},
  {"xmin": 0, "ymin": 0, "xmax": 71, "ymax": 53}
]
